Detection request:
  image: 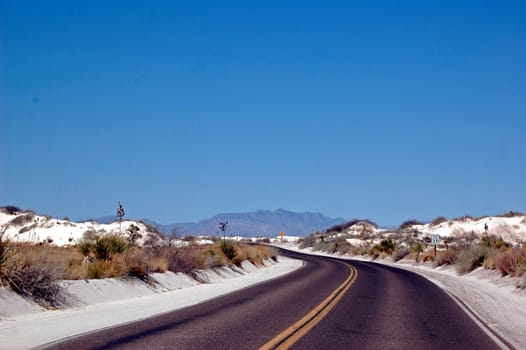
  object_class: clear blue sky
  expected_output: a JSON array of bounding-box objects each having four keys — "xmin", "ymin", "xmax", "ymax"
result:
[{"xmin": 1, "ymin": 1, "xmax": 525, "ymax": 226}]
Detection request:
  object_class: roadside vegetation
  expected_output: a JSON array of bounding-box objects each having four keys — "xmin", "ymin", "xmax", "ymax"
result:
[
  {"xmin": 297, "ymin": 216, "xmax": 526, "ymax": 289},
  {"xmin": 0, "ymin": 227, "xmax": 278, "ymax": 307}
]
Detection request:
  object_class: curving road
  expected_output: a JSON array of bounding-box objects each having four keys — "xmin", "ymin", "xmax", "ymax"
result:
[{"xmin": 42, "ymin": 249, "xmax": 506, "ymax": 350}]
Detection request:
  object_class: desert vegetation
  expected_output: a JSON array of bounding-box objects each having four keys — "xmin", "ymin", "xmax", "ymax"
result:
[
  {"xmin": 0, "ymin": 228, "xmax": 278, "ymax": 307},
  {"xmin": 298, "ymin": 223, "xmax": 526, "ymax": 288}
]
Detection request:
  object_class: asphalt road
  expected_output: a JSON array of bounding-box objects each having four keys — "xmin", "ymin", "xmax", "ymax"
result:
[{"xmin": 42, "ymin": 250, "xmax": 505, "ymax": 350}]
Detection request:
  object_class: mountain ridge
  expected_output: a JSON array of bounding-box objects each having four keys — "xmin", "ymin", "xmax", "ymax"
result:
[{"xmin": 93, "ymin": 209, "xmax": 345, "ymax": 237}]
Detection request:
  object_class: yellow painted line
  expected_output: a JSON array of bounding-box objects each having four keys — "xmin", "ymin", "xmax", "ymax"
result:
[{"xmin": 259, "ymin": 262, "xmax": 358, "ymax": 350}]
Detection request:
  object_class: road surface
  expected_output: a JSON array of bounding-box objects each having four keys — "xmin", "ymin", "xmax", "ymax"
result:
[{"xmin": 42, "ymin": 249, "xmax": 506, "ymax": 350}]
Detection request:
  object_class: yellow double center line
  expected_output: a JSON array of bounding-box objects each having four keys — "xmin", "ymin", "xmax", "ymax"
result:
[{"xmin": 259, "ymin": 261, "xmax": 358, "ymax": 350}]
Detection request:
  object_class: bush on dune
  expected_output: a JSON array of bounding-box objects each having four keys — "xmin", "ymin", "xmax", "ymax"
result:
[
  {"xmin": 0, "ymin": 239, "xmax": 64, "ymax": 307},
  {"xmin": 456, "ymin": 243, "xmax": 491, "ymax": 275},
  {"xmin": 494, "ymin": 247, "xmax": 526, "ymax": 277},
  {"xmin": 435, "ymin": 246, "xmax": 461, "ymax": 267}
]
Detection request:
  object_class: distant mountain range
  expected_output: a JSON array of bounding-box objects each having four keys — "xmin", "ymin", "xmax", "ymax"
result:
[{"xmin": 93, "ymin": 209, "xmax": 345, "ymax": 237}]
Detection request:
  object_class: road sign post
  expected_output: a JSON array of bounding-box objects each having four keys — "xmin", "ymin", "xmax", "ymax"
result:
[{"xmin": 279, "ymin": 231, "xmax": 285, "ymax": 243}]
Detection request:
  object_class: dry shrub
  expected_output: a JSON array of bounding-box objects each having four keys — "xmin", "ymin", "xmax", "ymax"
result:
[
  {"xmin": 405, "ymin": 251, "xmax": 418, "ymax": 261},
  {"xmin": 126, "ymin": 248, "xmax": 150, "ymax": 279},
  {"xmin": 168, "ymin": 246, "xmax": 202, "ymax": 273},
  {"xmin": 299, "ymin": 234, "xmax": 317, "ymax": 249},
  {"xmin": 0, "ymin": 232, "xmax": 12, "ymax": 280},
  {"xmin": 435, "ymin": 246, "xmax": 462, "ymax": 267},
  {"xmin": 421, "ymin": 249, "xmax": 436, "ymax": 263},
  {"xmin": 392, "ymin": 247, "xmax": 410, "ymax": 262},
  {"xmin": 346, "ymin": 245, "xmax": 366, "ymax": 256},
  {"xmin": 234, "ymin": 244, "xmax": 277, "ymax": 266},
  {"xmin": 1, "ymin": 235, "xmax": 280, "ymax": 304},
  {"xmin": 1, "ymin": 243, "xmax": 65, "ymax": 307},
  {"xmin": 483, "ymin": 253, "xmax": 498, "ymax": 270},
  {"xmin": 494, "ymin": 248, "xmax": 526, "ymax": 277},
  {"xmin": 126, "ymin": 246, "xmax": 170, "ymax": 279}
]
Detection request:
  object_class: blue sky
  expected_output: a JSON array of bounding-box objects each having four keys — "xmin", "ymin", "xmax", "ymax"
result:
[{"xmin": 1, "ymin": 1, "xmax": 525, "ymax": 226}]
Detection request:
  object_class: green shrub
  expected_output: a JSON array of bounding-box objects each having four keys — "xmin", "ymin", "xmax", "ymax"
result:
[
  {"xmin": 77, "ymin": 240, "xmax": 92, "ymax": 256},
  {"xmin": 324, "ymin": 219, "xmax": 378, "ymax": 234},
  {"xmin": 456, "ymin": 244, "xmax": 490, "ymax": 275},
  {"xmin": 220, "ymin": 239, "xmax": 238, "ymax": 261},
  {"xmin": 0, "ymin": 205, "xmax": 21, "ymax": 215},
  {"xmin": 10, "ymin": 213, "xmax": 35, "ymax": 226},
  {"xmin": 498, "ymin": 211, "xmax": 525, "ymax": 218},
  {"xmin": 299, "ymin": 234, "xmax": 317, "ymax": 249},
  {"xmin": 373, "ymin": 238, "xmax": 396, "ymax": 255},
  {"xmin": 93, "ymin": 235, "xmax": 128, "ymax": 260},
  {"xmin": 410, "ymin": 241, "xmax": 425, "ymax": 251},
  {"xmin": 481, "ymin": 235, "xmax": 510, "ymax": 250},
  {"xmin": 399, "ymin": 220, "xmax": 423, "ymax": 230}
]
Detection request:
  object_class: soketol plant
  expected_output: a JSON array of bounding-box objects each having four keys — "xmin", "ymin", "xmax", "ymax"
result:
[
  {"xmin": 78, "ymin": 234, "xmax": 128, "ymax": 261},
  {"xmin": 220, "ymin": 239, "xmax": 238, "ymax": 262}
]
